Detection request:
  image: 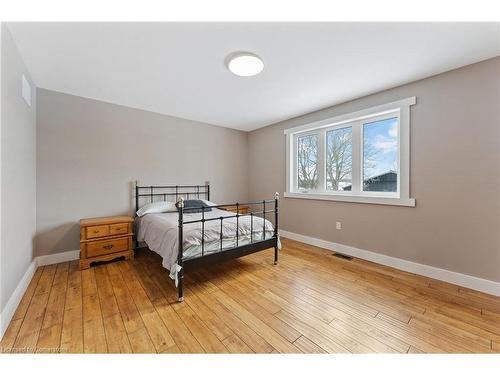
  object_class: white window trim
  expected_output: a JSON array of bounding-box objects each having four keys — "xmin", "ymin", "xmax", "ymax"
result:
[{"xmin": 284, "ymin": 97, "xmax": 416, "ymax": 207}]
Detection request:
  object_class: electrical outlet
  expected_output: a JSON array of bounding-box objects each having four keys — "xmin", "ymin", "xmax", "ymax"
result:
[{"xmin": 336, "ymin": 221, "xmax": 342, "ymax": 230}]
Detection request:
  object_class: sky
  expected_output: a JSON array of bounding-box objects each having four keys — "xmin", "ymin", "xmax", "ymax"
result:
[{"xmin": 363, "ymin": 117, "xmax": 398, "ymax": 179}]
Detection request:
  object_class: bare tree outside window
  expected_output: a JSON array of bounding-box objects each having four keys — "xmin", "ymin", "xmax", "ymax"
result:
[
  {"xmin": 296, "ymin": 126, "xmax": 383, "ymax": 192},
  {"xmin": 297, "ymin": 134, "xmax": 318, "ymax": 190},
  {"xmin": 326, "ymin": 127, "xmax": 352, "ymax": 191},
  {"xmin": 326, "ymin": 126, "xmax": 380, "ymax": 192}
]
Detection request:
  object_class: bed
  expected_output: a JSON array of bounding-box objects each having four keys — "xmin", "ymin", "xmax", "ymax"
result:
[{"xmin": 134, "ymin": 183, "xmax": 280, "ymax": 301}]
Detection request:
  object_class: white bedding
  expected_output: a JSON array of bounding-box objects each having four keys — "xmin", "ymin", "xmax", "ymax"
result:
[{"xmin": 136, "ymin": 208, "xmax": 278, "ymax": 282}]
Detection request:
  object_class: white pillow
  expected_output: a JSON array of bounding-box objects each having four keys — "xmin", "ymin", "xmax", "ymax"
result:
[{"xmin": 136, "ymin": 201, "xmax": 176, "ymax": 217}]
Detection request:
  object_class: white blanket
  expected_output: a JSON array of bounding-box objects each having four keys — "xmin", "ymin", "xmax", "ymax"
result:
[{"xmin": 136, "ymin": 208, "xmax": 278, "ymax": 282}]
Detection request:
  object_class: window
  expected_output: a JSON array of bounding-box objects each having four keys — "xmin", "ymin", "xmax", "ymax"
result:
[
  {"xmin": 363, "ymin": 117, "xmax": 398, "ymax": 192},
  {"xmin": 285, "ymin": 97, "xmax": 416, "ymax": 206},
  {"xmin": 326, "ymin": 127, "xmax": 352, "ymax": 191}
]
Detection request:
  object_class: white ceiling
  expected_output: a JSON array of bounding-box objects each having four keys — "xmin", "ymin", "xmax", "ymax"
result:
[{"xmin": 7, "ymin": 22, "xmax": 500, "ymax": 131}]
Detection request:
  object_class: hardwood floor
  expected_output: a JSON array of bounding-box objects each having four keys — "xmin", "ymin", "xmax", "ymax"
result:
[{"xmin": 2, "ymin": 238, "xmax": 500, "ymax": 353}]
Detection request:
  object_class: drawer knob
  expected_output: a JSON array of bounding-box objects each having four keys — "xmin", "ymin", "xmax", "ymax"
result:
[
  {"xmin": 103, "ymin": 244, "xmax": 114, "ymax": 250},
  {"xmin": 93, "ymin": 230, "xmax": 99, "ymax": 233}
]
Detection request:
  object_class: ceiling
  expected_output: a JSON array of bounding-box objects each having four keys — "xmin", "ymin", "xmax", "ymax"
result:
[{"xmin": 7, "ymin": 22, "xmax": 500, "ymax": 131}]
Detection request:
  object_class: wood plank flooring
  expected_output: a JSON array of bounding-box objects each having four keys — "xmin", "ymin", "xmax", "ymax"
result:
[{"xmin": 2, "ymin": 238, "xmax": 500, "ymax": 353}]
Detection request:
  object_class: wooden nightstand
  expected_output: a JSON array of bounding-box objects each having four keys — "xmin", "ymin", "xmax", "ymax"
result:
[
  {"xmin": 79, "ymin": 215, "xmax": 134, "ymax": 270},
  {"xmin": 222, "ymin": 205, "xmax": 250, "ymax": 214}
]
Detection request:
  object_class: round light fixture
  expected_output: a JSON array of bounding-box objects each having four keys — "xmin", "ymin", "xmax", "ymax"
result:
[{"xmin": 226, "ymin": 52, "xmax": 264, "ymax": 77}]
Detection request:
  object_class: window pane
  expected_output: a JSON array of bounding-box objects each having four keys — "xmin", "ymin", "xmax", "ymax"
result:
[
  {"xmin": 326, "ymin": 127, "xmax": 352, "ymax": 191},
  {"xmin": 363, "ymin": 117, "xmax": 398, "ymax": 192},
  {"xmin": 297, "ymin": 134, "xmax": 318, "ymax": 190}
]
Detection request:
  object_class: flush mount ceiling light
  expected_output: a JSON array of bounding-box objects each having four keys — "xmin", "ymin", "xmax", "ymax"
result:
[{"xmin": 226, "ymin": 52, "xmax": 264, "ymax": 77}]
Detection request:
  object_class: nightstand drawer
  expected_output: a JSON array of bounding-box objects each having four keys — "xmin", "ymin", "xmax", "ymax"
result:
[
  {"xmin": 86, "ymin": 238, "xmax": 129, "ymax": 258},
  {"xmin": 109, "ymin": 223, "xmax": 129, "ymax": 236},
  {"xmin": 86, "ymin": 225, "xmax": 110, "ymax": 239}
]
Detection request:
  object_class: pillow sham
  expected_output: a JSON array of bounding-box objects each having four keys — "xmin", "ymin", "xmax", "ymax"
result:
[
  {"xmin": 181, "ymin": 199, "xmax": 212, "ymax": 213},
  {"xmin": 136, "ymin": 201, "xmax": 177, "ymax": 217}
]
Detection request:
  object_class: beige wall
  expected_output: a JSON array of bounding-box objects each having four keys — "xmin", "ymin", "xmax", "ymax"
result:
[
  {"xmin": 1, "ymin": 25, "xmax": 37, "ymax": 311},
  {"xmin": 248, "ymin": 57, "xmax": 500, "ymax": 282},
  {"xmin": 36, "ymin": 89, "xmax": 249, "ymax": 256}
]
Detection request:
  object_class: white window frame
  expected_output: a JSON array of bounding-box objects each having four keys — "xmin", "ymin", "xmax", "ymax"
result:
[{"xmin": 284, "ymin": 97, "xmax": 416, "ymax": 207}]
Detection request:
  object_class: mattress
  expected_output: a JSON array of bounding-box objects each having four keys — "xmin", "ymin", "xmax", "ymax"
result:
[{"xmin": 135, "ymin": 208, "xmax": 277, "ymax": 283}]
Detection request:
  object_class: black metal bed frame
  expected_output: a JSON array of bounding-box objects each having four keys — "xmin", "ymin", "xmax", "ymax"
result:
[{"xmin": 135, "ymin": 183, "xmax": 279, "ymax": 302}]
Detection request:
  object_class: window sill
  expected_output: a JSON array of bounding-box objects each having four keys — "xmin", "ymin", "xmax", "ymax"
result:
[{"xmin": 283, "ymin": 191, "xmax": 416, "ymax": 207}]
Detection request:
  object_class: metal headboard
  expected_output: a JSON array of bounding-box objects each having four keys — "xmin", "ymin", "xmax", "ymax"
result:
[{"xmin": 134, "ymin": 182, "xmax": 210, "ymax": 215}]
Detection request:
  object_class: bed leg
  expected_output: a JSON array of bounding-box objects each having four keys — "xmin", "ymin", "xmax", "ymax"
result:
[
  {"xmin": 178, "ymin": 270, "xmax": 184, "ymax": 302},
  {"xmin": 274, "ymin": 246, "xmax": 279, "ymax": 265}
]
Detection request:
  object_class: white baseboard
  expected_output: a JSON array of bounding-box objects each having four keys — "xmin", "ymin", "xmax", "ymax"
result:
[
  {"xmin": 279, "ymin": 230, "xmax": 500, "ymax": 297},
  {"xmin": 0, "ymin": 260, "xmax": 36, "ymax": 340},
  {"xmin": 35, "ymin": 249, "xmax": 80, "ymax": 267},
  {"xmin": 0, "ymin": 249, "xmax": 80, "ymax": 340}
]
